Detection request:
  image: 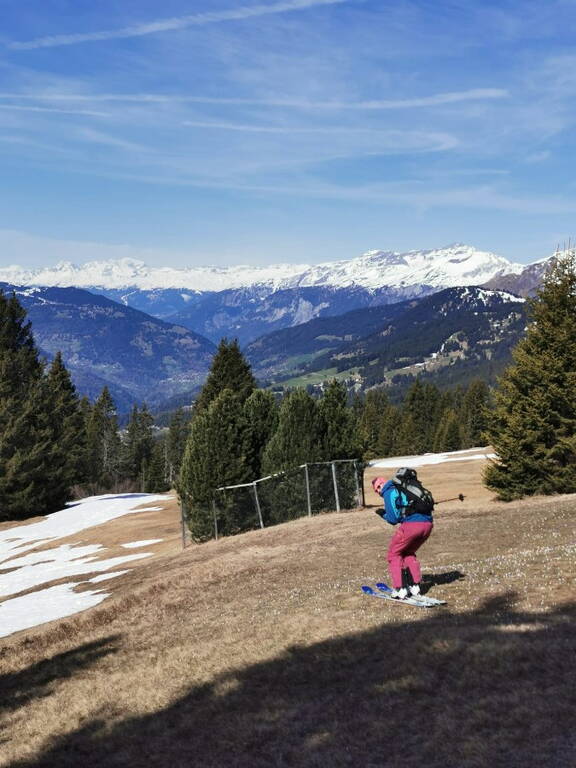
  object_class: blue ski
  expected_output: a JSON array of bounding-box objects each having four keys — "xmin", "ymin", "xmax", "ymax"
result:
[
  {"xmin": 361, "ymin": 585, "xmax": 431, "ymax": 608},
  {"xmin": 375, "ymin": 582, "xmax": 446, "ymax": 606}
]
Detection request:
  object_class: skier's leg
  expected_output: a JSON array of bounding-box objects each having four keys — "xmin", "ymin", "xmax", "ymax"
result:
[
  {"xmin": 402, "ymin": 523, "xmax": 433, "ymax": 585},
  {"xmin": 387, "ymin": 526, "xmax": 407, "ymax": 589}
]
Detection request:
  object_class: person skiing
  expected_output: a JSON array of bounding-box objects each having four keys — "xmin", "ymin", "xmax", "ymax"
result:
[{"xmin": 372, "ymin": 469, "xmax": 434, "ymax": 600}]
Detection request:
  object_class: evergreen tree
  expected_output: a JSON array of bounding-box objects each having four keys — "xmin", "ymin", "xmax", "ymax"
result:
[
  {"xmin": 358, "ymin": 389, "xmax": 390, "ymax": 459},
  {"xmin": 42, "ymin": 352, "xmax": 87, "ymax": 508},
  {"xmin": 318, "ymin": 379, "xmax": 359, "ymax": 460},
  {"xmin": 484, "ymin": 251, "xmax": 576, "ymax": 499},
  {"xmin": 166, "ymin": 408, "xmax": 189, "ymax": 486},
  {"xmin": 243, "ymin": 389, "xmax": 277, "ymax": 478},
  {"xmin": 85, "ymin": 387, "xmax": 122, "ymax": 490},
  {"xmin": 433, "ymin": 408, "xmax": 462, "ymax": 452},
  {"xmin": 262, "ymin": 389, "xmax": 323, "ymax": 473},
  {"xmin": 144, "ymin": 438, "xmax": 170, "ymax": 493},
  {"xmin": 122, "ymin": 404, "xmax": 155, "ymax": 485},
  {"xmin": 179, "ymin": 389, "xmax": 250, "ymax": 540},
  {"xmin": 460, "ymin": 378, "xmax": 491, "ymax": 448},
  {"xmin": 0, "ymin": 292, "xmax": 67, "ymax": 520},
  {"xmin": 193, "ymin": 338, "xmax": 256, "ymax": 415}
]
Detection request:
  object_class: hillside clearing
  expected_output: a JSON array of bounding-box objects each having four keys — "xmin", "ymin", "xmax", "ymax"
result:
[{"xmin": 1, "ymin": 456, "xmax": 575, "ymax": 767}]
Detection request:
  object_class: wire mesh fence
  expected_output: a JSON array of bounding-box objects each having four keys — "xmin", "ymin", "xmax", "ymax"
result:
[{"xmin": 195, "ymin": 459, "xmax": 362, "ymax": 542}]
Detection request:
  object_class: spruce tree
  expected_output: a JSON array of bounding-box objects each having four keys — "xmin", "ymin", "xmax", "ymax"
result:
[
  {"xmin": 484, "ymin": 251, "xmax": 576, "ymax": 500},
  {"xmin": 43, "ymin": 352, "xmax": 87, "ymax": 509},
  {"xmin": 460, "ymin": 379, "xmax": 491, "ymax": 448},
  {"xmin": 144, "ymin": 438, "xmax": 170, "ymax": 493},
  {"xmin": 262, "ymin": 389, "xmax": 323, "ymax": 473},
  {"xmin": 122, "ymin": 404, "xmax": 155, "ymax": 485},
  {"xmin": 85, "ymin": 387, "xmax": 122, "ymax": 491},
  {"xmin": 0, "ymin": 291, "xmax": 65, "ymax": 520},
  {"xmin": 243, "ymin": 389, "xmax": 278, "ymax": 478},
  {"xmin": 318, "ymin": 379, "xmax": 358, "ymax": 460},
  {"xmin": 433, "ymin": 408, "xmax": 462, "ymax": 452},
  {"xmin": 166, "ymin": 408, "xmax": 189, "ymax": 486},
  {"xmin": 179, "ymin": 389, "xmax": 250, "ymax": 540},
  {"xmin": 193, "ymin": 338, "xmax": 256, "ymax": 415}
]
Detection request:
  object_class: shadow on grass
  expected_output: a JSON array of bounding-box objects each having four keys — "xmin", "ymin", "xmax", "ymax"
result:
[
  {"xmin": 0, "ymin": 636, "xmax": 120, "ymax": 719},
  {"xmin": 14, "ymin": 600, "xmax": 576, "ymax": 768},
  {"xmin": 422, "ymin": 570, "xmax": 466, "ymax": 591}
]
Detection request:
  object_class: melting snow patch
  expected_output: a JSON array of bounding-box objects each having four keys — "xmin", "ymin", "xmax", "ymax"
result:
[
  {"xmin": 0, "ymin": 583, "xmax": 109, "ymax": 639},
  {"xmin": 121, "ymin": 539, "xmax": 163, "ymax": 549},
  {"xmin": 0, "ymin": 492, "xmax": 172, "ymax": 638},
  {"xmin": 369, "ymin": 447, "xmax": 496, "ymax": 469}
]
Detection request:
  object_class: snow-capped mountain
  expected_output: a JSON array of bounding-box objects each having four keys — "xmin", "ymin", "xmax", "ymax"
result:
[{"xmin": 0, "ymin": 244, "xmax": 522, "ymax": 293}]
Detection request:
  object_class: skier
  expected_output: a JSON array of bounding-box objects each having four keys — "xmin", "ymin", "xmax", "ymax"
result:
[{"xmin": 371, "ymin": 470, "xmax": 434, "ymax": 600}]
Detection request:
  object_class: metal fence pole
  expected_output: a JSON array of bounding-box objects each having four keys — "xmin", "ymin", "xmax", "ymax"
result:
[
  {"xmin": 212, "ymin": 498, "xmax": 219, "ymax": 541},
  {"xmin": 253, "ymin": 482, "xmax": 265, "ymax": 529},
  {"xmin": 304, "ymin": 464, "xmax": 312, "ymax": 517},
  {"xmin": 353, "ymin": 460, "xmax": 361, "ymax": 508},
  {"xmin": 331, "ymin": 461, "xmax": 341, "ymax": 512},
  {"xmin": 180, "ymin": 500, "xmax": 188, "ymax": 550}
]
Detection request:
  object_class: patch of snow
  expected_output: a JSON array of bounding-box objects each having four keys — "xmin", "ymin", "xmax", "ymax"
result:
[
  {"xmin": 121, "ymin": 539, "xmax": 163, "ymax": 549},
  {"xmin": 89, "ymin": 570, "xmax": 129, "ymax": 583},
  {"xmin": 0, "ymin": 492, "xmax": 172, "ymax": 638},
  {"xmin": 369, "ymin": 447, "xmax": 497, "ymax": 469},
  {"xmin": 0, "ymin": 493, "xmax": 172, "ymax": 562},
  {"xmin": 0, "ymin": 583, "xmax": 109, "ymax": 638},
  {"xmin": 0, "ymin": 543, "xmax": 150, "ymax": 595}
]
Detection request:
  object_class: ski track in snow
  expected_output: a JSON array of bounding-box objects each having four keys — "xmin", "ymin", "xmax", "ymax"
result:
[{"xmin": 0, "ymin": 493, "xmax": 171, "ymax": 639}]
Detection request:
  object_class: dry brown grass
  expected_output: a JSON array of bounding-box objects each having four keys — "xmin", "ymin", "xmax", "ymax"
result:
[{"xmin": 1, "ymin": 460, "xmax": 575, "ymax": 768}]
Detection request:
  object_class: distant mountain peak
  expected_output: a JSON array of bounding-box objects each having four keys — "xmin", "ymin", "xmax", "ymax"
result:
[{"xmin": 0, "ymin": 243, "xmax": 528, "ymax": 294}]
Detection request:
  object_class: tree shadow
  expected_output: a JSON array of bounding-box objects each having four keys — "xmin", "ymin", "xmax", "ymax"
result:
[
  {"xmin": 0, "ymin": 636, "xmax": 120, "ymax": 719},
  {"xmin": 13, "ymin": 598, "xmax": 576, "ymax": 768}
]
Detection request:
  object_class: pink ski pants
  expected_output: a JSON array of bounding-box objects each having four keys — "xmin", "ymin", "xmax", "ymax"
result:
[{"xmin": 387, "ymin": 521, "xmax": 433, "ymax": 589}]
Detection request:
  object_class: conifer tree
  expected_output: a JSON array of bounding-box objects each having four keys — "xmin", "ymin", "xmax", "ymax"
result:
[
  {"xmin": 42, "ymin": 352, "xmax": 87, "ymax": 508},
  {"xmin": 262, "ymin": 389, "xmax": 323, "ymax": 473},
  {"xmin": 179, "ymin": 389, "xmax": 250, "ymax": 540},
  {"xmin": 144, "ymin": 438, "xmax": 170, "ymax": 493},
  {"xmin": 485, "ymin": 251, "xmax": 576, "ymax": 499},
  {"xmin": 433, "ymin": 408, "xmax": 462, "ymax": 452},
  {"xmin": 358, "ymin": 389, "xmax": 398, "ymax": 459},
  {"xmin": 193, "ymin": 338, "xmax": 256, "ymax": 415},
  {"xmin": 318, "ymin": 379, "xmax": 358, "ymax": 459},
  {"xmin": 122, "ymin": 404, "xmax": 155, "ymax": 485},
  {"xmin": 85, "ymin": 387, "xmax": 122, "ymax": 490},
  {"xmin": 460, "ymin": 379, "xmax": 490, "ymax": 448},
  {"xmin": 166, "ymin": 408, "xmax": 189, "ymax": 486},
  {"xmin": 243, "ymin": 389, "xmax": 277, "ymax": 478},
  {"xmin": 0, "ymin": 292, "xmax": 65, "ymax": 520}
]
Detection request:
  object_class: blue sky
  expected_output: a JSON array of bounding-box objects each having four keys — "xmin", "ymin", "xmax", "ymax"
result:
[{"xmin": 1, "ymin": 0, "xmax": 576, "ymax": 268}]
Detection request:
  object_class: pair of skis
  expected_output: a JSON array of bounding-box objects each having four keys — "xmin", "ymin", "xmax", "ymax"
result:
[{"xmin": 362, "ymin": 582, "xmax": 446, "ymax": 608}]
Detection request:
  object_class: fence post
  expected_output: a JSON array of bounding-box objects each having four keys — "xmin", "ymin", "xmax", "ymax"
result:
[
  {"xmin": 253, "ymin": 482, "xmax": 265, "ymax": 529},
  {"xmin": 353, "ymin": 460, "xmax": 361, "ymax": 508},
  {"xmin": 212, "ymin": 498, "xmax": 219, "ymax": 541},
  {"xmin": 304, "ymin": 464, "xmax": 312, "ymax": 517},
  {"xmin": 331, "ymin": 461, "xmax": 341, "ymax": 512},
  {"xmin": 180, "ymin": 500, "xmax": 188, "ymax": 550}
]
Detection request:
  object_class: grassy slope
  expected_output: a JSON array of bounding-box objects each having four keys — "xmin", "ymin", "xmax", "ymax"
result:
[{"xmin": 1, "ymin": 463, "xmax": 575, "ymax": 768}]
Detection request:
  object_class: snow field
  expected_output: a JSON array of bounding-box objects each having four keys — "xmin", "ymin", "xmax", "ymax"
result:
[{"xmin": 0, "ymin": 493, "xmax": 172, "ymax": 638}]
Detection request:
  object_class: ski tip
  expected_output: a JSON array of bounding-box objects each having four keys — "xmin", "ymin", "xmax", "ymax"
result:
[
  {"xmin": 375, "ymin": 582, "xmax": 391, "ymax": 592},
  {"xmin": 361, "ymin": 585, "xmax": 374, "ymax": 595}
]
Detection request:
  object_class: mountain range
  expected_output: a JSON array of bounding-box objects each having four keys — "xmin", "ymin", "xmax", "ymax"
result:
[
  {"xmin": 0, "ymin": 244, "xmax": 543, "ymax": 346},
  {"xmin": 0, "ymin": 243, "xmax": 551, "ymax": 409}
]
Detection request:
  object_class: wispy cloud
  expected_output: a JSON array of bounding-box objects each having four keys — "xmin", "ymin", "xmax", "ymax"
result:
[
  {"xmin": 8, "ymin": 0, "xmax": 348, "ymax": 50},
  {"xmin": 0, "ymin": 88, "xmax": 508, "ymax": 111},
  {"xmin": 0, "ymin": 104, "xmax": 108, "ymax": 117}
]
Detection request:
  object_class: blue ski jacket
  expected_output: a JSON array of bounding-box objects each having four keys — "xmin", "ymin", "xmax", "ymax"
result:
[{"xmin": 376, "ymin": 480, "xmax": 434, "ymax": 525}]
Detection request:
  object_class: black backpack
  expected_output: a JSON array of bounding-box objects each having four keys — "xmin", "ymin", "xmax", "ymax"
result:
[{"xmin": 392, "ymin": 467, "xmax": 434, "ymax": 515}]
